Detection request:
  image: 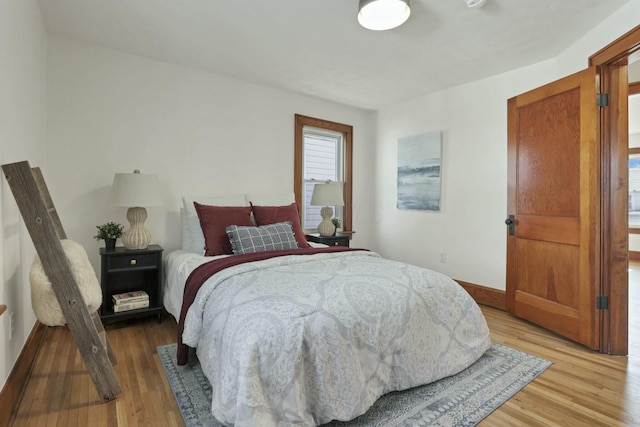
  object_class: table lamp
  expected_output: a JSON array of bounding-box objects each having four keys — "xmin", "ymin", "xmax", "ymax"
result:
[
  {"xmin": 109, "ymin": 170, "xmax": 162, "ymax": 250},
  {"xmin": 310, "ymin": 182, "xmax": 344, "ymax": 237}
]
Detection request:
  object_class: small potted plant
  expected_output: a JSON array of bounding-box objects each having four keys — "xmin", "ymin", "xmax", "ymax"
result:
[
  {"xmin": 94, "ymin": 221, "xmax": 124, "ymax": 250},
  {"xmin": 331, "ymin": 217, "xmax": 342, "ymax": 235}
]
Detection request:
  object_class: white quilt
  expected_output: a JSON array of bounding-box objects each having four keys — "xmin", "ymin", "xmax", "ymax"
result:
[{"xmin": 181, "ymin": 250, "xmax": 491, "ymax": 426}]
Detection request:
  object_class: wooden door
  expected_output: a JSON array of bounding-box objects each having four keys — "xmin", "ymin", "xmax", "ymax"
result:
[{"xmin": 506, "ymin": 67, "xmax": 600, "ymax": 350}]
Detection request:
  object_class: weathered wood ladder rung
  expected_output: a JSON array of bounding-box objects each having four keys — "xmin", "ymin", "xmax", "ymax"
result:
[{"xmin": 1, "ymin": 161, "xmax": 121, "ymax": 402}]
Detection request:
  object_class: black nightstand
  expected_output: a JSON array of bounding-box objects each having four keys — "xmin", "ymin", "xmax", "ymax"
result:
[
  {"xmin": 99, "ymin": 245, "xmax": 163, "ymax": 324},
  {"xmin": 305, "ymin": 233, "xmax": 350, "ymax": 247}
]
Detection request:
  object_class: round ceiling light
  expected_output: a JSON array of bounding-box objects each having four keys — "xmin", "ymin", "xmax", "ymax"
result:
[
  {"xmin": 465, "ymin": 0, "xmax": 487, "ymax": 8},
  {"xmin": 358, "ymin": 0, "xmax": 411, "ymax": 31}
]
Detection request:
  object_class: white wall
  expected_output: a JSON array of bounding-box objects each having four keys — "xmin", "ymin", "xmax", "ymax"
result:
[
  {"xmin": 0, "ymin": 0, "xmax": 47, "ymax": 390},
  {"xmin": 556, "ymin": 0, "xmax": 640, "ymax": 78},
  {"xmin": 45, "ymin": 37, "xmax": 376, "ymax": 275},
  {"xmin": 373, "ymin": 60, "xmax": 557, "ymax": 289},
  {"xmin": 373, "ymin": 0, "xmax": 640, "ymax": 290}
]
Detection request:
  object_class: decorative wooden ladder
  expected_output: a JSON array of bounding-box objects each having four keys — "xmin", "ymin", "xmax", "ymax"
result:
[{"xmin": 1, "ymin": 160, "xmax": 121, "ymax": 402}]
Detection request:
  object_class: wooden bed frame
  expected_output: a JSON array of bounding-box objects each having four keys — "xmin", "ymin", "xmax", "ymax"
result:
[{"xmin": 1, "ymin": 160, "xmax": 121, "ymax": 402}]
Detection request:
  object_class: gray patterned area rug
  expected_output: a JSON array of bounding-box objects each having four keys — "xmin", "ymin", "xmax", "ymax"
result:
[{"xmin": 157, "ymin": 342, "xmax": 551, "ymax": 427}]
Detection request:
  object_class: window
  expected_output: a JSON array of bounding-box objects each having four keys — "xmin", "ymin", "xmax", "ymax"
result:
[
  {"xmin": 301, "ymin": 131, "xmax": 343, "ymax": 229},
  {"xmin": 294, "ymin": 114, "xmax": 353, "ymax": 233}
]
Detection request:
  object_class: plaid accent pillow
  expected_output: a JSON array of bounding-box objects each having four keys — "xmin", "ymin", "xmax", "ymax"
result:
[{"xmin": 226, "ymin": 222, "xmax": 299, "ymax": 254}]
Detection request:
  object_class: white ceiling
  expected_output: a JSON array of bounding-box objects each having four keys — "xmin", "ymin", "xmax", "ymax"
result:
[{"xmin": 37, "ymin": 0, "xmax": 632, "ymax": 110}]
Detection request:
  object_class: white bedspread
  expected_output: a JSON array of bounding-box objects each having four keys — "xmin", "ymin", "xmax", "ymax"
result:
[
  {"xmin": 163, "ymin": 249, "xmax": 226, "ymax": 319},
  {"xmin": 179, "ymin": 250, "xmax": 491, "ymax": 426}
]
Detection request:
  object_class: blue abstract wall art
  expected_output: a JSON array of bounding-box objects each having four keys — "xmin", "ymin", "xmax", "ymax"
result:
[{"xmin": 397, "ymin": 131, "xmax": 442, "ymax": 211}]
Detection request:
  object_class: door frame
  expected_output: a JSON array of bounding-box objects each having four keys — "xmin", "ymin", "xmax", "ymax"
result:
[{"xmin": 590, "ymin": 24, "xmax": 640, "ymax": 354}]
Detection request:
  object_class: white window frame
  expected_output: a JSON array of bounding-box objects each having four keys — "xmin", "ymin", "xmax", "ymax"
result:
[{"xmin": 301, "ymin": 128, "xmax": 344, "ymax": 230}]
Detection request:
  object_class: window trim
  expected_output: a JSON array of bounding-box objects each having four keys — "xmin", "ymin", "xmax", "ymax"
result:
[{"xmin": 294, "ymin": 114, "xmax": 353, "ymax": 234}]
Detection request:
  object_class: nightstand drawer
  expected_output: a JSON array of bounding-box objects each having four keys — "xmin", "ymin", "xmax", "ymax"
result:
[
  {"xmin": 107, "ymin": 253, "xmax": 157, "ymax": 270},
  {"xmin": 305, "ymin": 233, "xmax": 350, "ymax": 247},
  {"xmin": 322, "ymin": 237, "xmax": 345, "ymax": 246}
]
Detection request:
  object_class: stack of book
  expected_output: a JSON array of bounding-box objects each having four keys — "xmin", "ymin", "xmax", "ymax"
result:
[{"xmin": 112, "ymin": 290, "xmax": 149, "ymax": 313}]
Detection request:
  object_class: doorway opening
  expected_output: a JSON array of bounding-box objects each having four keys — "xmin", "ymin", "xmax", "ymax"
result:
[
  {"xmin": 590, "ymin": 24, "xmax": 640, "ymax": 355},
  {"xmin": 628, "ymin": 65, "xmax": 640, "ymax": 357}
]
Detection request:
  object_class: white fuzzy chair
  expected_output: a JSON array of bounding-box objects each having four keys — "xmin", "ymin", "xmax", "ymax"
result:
[{"xmin": 29, "ymin": 239, "xmax": 102, "ymax": 326}]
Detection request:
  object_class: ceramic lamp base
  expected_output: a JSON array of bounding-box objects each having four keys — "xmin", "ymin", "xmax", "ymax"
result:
[
  {"xmin": 122, "ymin": 206, "xmax": 151, "ymax": 250},
  {"xmin": 317, "ymin": 206, "xmax": 336, "ymax": 237}
]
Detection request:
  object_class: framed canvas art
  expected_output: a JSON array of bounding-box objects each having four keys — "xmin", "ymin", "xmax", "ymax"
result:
[{"xmin": 397, "ymin": 131, "xmax": 442, "ymax": 211}]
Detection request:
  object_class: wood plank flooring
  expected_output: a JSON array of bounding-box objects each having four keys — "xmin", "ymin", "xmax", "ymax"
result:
[
  {"xmin": 9, "ymin": 276, "xmax": 640, "ymax": 426},
  {"xmin": 10, "ymin": 318, "xmax": 182, "ymax": 427}
]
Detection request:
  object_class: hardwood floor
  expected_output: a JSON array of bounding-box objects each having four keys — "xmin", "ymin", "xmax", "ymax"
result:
[
  {"xmin": 10, "ymin": 317, "xmax": 182, "ymax": 427},
  {"xmin": 9, "ymin": 286, "xmax": 640, "ymax": 426}
]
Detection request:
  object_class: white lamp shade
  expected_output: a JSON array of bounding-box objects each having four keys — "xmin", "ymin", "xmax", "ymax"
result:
[
  {"xmin": 109, "ymin": 171, "xmax": 162, "ymax": 207},
  {"xmin": 311, "ymin": 182, "xmax": 344, "ymax": 207},
  {"xmin": 358, "ymin": 0, "xmax": 410, "ymax": 31}
]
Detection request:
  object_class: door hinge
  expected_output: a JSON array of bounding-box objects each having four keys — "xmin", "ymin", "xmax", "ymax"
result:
[
  {"xmin": 597, "ymin": 93, "xmax": 609, "ymax": 107},
  {"xmin": 596, "ymin": 295, "xmax": 609, "ymax": 310}
]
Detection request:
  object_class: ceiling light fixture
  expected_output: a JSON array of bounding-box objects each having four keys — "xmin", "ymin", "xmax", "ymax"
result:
[
  {"xmin": 358, "ymin": 0, "xmax": 411, "ymax": 31},
  {"xmin": 465, "ymin": 0, "xmax": 486, "ymax": 8}
]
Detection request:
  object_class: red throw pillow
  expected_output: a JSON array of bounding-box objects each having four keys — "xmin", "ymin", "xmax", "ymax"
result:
[
  {"xmin": 250, "ymin": 202, "xmax": 311, "ymax": 248},
  {"xmin": 194, "ymin": 203, "xmax": 252, "ymax": 256}
]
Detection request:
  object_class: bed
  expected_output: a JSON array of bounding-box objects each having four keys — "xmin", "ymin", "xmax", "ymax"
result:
[{"xmin": 163, "ymin": 194, "xmax": 491, "ymax": 426}]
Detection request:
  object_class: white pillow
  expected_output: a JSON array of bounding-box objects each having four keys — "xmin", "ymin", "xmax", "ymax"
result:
[
  {"xmin": 181, "ymin": 194, "xmax": 247, "ymax": 253},
  {"xmin": 180, "ymin": 208, "xmax": 191, "ymax": 252}
]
